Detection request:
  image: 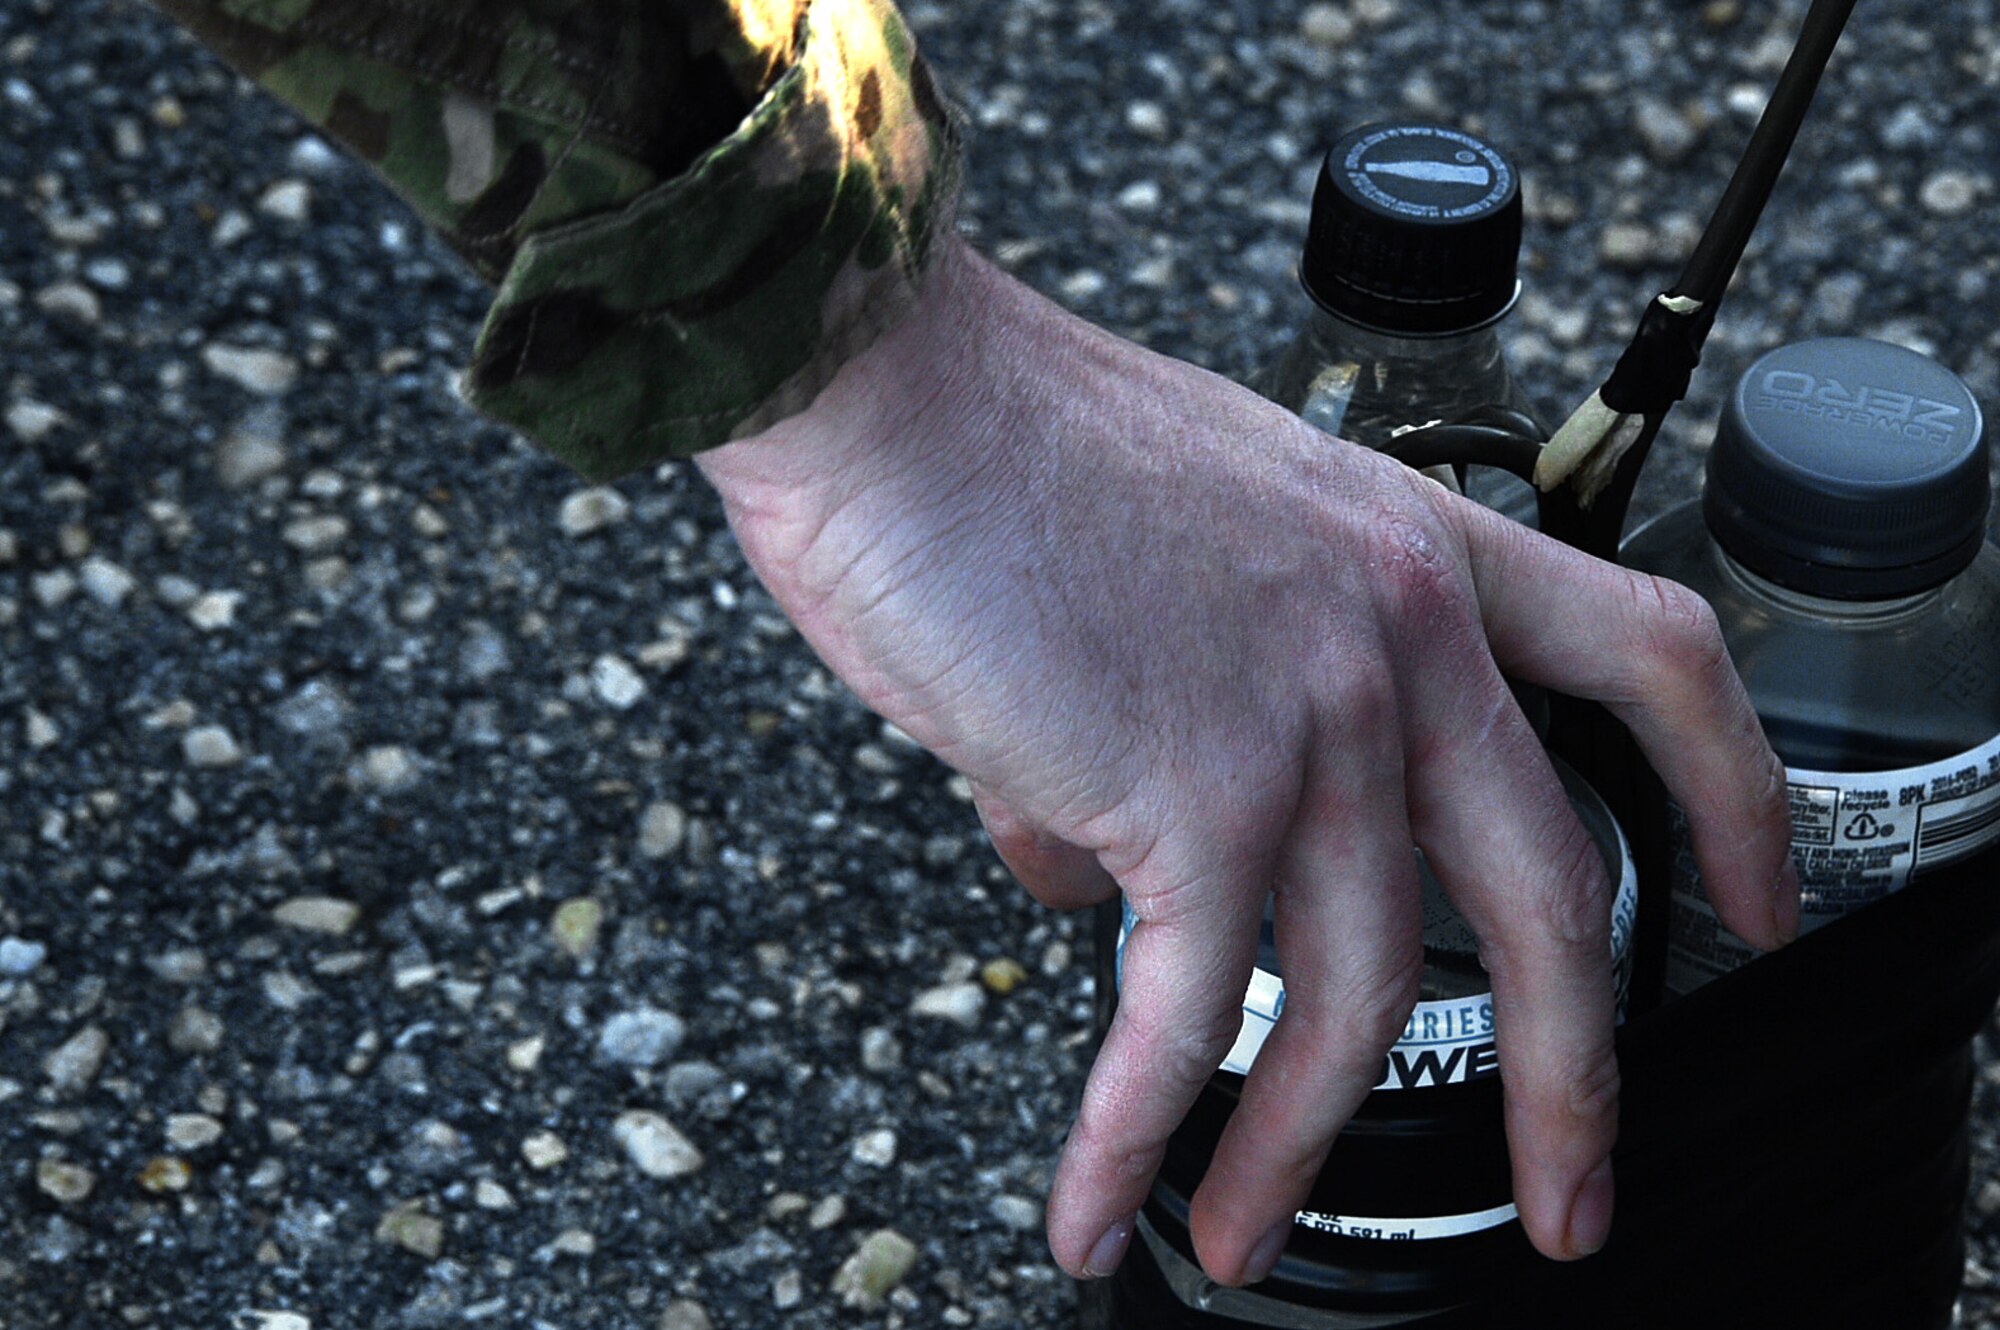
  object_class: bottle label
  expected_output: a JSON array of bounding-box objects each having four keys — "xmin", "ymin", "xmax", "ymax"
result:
[
  {"xmin": 1295, "ymin": 1201, "xmax": 1520, "ymax": 1242},
  {"xmin": 1115, "ymin": 836, "xmax": 1637, "ymax": 1089},
  {"xmin": 1666, "ymin": 731, "xmax": 2000, "ymax": 993}
]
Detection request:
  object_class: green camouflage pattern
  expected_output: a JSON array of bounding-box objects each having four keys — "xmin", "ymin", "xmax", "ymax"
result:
[{"xmin": 156, "ymin": 0, "xmax": 962, "ymax": 479}]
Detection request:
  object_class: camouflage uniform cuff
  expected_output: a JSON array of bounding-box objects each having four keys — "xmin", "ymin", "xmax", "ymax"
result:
[{"xmin": 463, "ymin": 0, "xmax": 963, "ymax": 482}]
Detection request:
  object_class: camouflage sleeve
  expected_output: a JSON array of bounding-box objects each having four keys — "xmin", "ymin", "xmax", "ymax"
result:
[{"xmin": 152, "ymin": 0, "xmax": 963, "ymax": 481}]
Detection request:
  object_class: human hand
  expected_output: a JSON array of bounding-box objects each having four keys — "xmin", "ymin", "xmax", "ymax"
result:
[{"xmin": 694, "ymin": 237, "xmax": 1797, "ymax": 1286}]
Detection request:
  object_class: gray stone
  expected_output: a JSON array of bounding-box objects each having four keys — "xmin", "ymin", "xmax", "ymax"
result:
[
  {"xmin": 78, "ymin": 557, "xmax": 135, "ymax": 607},
  {"xmin": 5, "ymin": 398, "xmax": 64, "ymax": 442},
  {"xmin": 597, "ymin": 1006, "xmax": 686, "ymax": 1068},
  {"xmin": 831, "ymin": 1229, "xmax": 919, "ymax": 1310},
  {"xmin": 638, "ymin": 800, "xmax": 687, "ymax": 859},
  {"xmin": 35, "ymin": 1159, "xmax": 95, "ymax": 1204},
  {"xmin": 657, "ymin": 1301, "xmax": 713, "ymax": 1330},
  {"xmin": 990, "ymin": 1194, "xmax": 1043, "ymax": 1232},
  {"xmin": 44, "ymin": 1025, "xmax": 110, "ymax": 1094},
  {"xmin": 216, "ymin": 407, "xmax": 288, "ymax": 487},
  {"xmin": 0, "ymin": 936, "xmax": 47, "ymax": 976},
  {"xmin": 860, "ymin": 1026, "xmax": 903, "ymax": 1073},
  {"xmin": 359, "ymin": 745, "xmax": 419, "ymax": 792},
  {"xmin": 282, "ymin": 516, "xmax": 350, "ymax": 554},
  {"xmin": 168, "ymin": 1005, "xmax": 225, "ymax": 1055},
  {"xmin": 202, "ymin": 344, "xmax": 299, "ymax": 395}
]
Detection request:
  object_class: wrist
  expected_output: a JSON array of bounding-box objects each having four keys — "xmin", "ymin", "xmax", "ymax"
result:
[{"xmin": 694, "ymin": 234, "xmax": 1039, "ymax": 508}]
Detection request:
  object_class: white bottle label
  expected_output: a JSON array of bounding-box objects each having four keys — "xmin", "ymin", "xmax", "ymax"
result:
[
  {"xmin": 1116, "ymin": 835, "xmax": 1638, "ymax": 1089},
  {"xmin": 1666, "ymin": 731, "xmax": 2000, "ymax": 994}
]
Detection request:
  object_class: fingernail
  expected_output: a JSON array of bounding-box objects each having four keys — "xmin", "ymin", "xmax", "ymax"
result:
[
  {"xmin": 1241, "ymin": 1221, "xmax": 1291, "ymax": 1285},
  {"xmin": 1770, "ymin": 856, "xmax": 1801, "ymax": 946},
  {"xmin": 1083, "ymin": 1216, "xmax": 1135, "ymax": 1278},
  {"xmin": 1567, "ymin": 1157, "xmax": 1615, "ymax": 1258}
]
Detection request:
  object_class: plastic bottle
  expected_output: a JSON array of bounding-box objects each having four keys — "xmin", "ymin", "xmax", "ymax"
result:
[
  {"xmin": 1096, "ymin": 759, "xmax": 1636, "ymax": 1326},
  {"xmin": 1621, "ymin": 338, "xmax": 2000, "ymax": 996},
  {"xmin": 1261, "ymin": 121, "xmax": 1548, "ymax": 520}
]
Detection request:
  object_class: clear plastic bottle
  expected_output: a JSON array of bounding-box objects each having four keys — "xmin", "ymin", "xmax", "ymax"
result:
[
  {"xmin": 1261, "ymin": 121, "xmax": 1548, "ymax": 521},
  {"xmin": 1621, "ymin": 338, "xmax": 2000, "ymax": 996}
]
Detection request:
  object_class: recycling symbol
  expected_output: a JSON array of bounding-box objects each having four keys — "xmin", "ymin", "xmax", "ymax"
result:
[{"xmin": 1845, "ymin": 812, "xmax": 1885, "ymax": 839}]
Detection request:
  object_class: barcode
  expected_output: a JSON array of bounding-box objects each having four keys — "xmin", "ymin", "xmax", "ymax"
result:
[{"xmin": 1915, "ymin": 796, "xmax": 2000, "ymax": 866}]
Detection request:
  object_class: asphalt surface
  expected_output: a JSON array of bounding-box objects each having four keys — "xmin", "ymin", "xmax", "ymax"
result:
[{"xmin": 4, "ymin": 0, "xmax": 2000, "ymax": 1326}]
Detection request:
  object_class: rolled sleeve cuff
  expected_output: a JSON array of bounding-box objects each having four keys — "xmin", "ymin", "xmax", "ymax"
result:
[{"xmin": 462, "ymin": 0, "xmax": 963, "ymax": 481}]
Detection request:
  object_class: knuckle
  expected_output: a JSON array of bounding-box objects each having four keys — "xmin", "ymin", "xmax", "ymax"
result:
[
  {"xmin": 1635, "ymin": 575, "xmax": 1730, "ymax": 682},
  {"xmin": 1526, "ymin": 821, "xmax": 1615, "ymax": 953},
  {"xmin": 1555, "ymin": 1049, "xmax": 1622, "ymax": 1132},
  {"xmin": 1364, "ymin": 512, "xmax": 1463, "ymax": 622},
  {"xmin": 1124, "ymin": 999, "xmax": 1245, "ymax": 1094}
]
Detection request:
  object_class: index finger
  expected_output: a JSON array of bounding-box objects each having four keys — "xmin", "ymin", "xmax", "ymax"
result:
[
  {"xmin": 1044, "ymin": 821, "xmax": 1269, "ymax": 1282},
  {"xmin": 1456, "ymin": 511, "xmax": 1798, "ymax": 951}
]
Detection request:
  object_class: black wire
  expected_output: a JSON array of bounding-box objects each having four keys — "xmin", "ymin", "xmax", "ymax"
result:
[{"xmin": 1676, "ymin": 0, "xmax": 1861, "ymax": 306}]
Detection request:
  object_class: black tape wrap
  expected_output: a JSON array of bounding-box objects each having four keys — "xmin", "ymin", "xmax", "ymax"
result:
[{"xmin": 1088, "ymin": 843, "xmax": 2000, "ymax": 1329}]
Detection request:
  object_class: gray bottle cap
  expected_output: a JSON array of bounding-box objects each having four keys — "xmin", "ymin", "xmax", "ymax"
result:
[{"xmin": 1704, "ymin": 338, "xmax": 1989, "ymax": 600}]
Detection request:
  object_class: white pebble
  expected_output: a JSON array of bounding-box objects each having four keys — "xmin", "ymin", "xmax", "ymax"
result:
[
  {"xmin": 44, "ymin": 1025, "xmax": 110, "ymax": 1094},
  {"xmin": 360, "ymin": 745, "xmax": 419, "ymax": 792},
  {"xmin": 0, "ymin": 936, "xmax": 47, "ymax": 976},
  {"xmin": 175, "ymin": 591, "xmax": 234, "ymax": 630},
  {"xmin": 990, "ymin": 1194, "xmax": 1043, "ymax": 1232},
  {"xmin": 557, "ymin": 487, "xmax": 629, "ymax": 536},
  {"xmin": 36, "ymin": 1159, "xmax": 96, "ymax": 1204},
  {"xmin": 5, "ymin": 398, "xmax": 64, "ymax": 442},
  {"xmin": 638, "ymin": 800, "xmax": 687, "ymax": 858},
  {"xmin": 257, "ymin": 178, "xmax": 312, "ymax": 223},
  {"xmin": 1124, "ymin": 101, "xmax": 1169, "ymax": 140},
  {"xmin": 202, "ymin": 344, "xmax": 299, "ymax": 396},
  {"xmin": 850, "ymin": 1128, "xmax": 898, "ymax": 1168},
  {"xmin": 35, "ymin": 281, "xmax": 102, "ymax": 324},
  {"xmin": 216, "ymin": 415, "xmax": 288, "ymax": 488},
  {"xmin": 168, "ymin": 1005, "xmax": 225, "ymax": 1054},
  {"xmin": 243, "ymin": 1314, "xmax": 312, "ymax": 1330},
  {"xmin": 909, "ymin": 980, "xmax": 985, "ymax": 1028},
  {"xmin": 79, "ymin": 557, "xmax": 136, "ymax": 607},
  {"xmin": 522, "ymin": 1130, "xmax": 569, "ymax": 1170},
  {"xmin": 24, "ymin": 709, "xmax": 58, "ymax": 750},
  {"xmin": 273, "ymin": 896, "xmax": 361, "ymax": 935},
  {"xmin": 1299, "ymin": 4, "xmax": 1356, "ymax": 46},
  {"xmin": 282, "ymin": 516, "xmax": 349, "ymax": 554},
  {"xmin": 183, "ymin": 725, "xmax": 244, "ymax": 768},
  {"xmin": 597, "ymin": 1006, "xmax": 686, "ymax": 1068},
  {"xmin": 614, "ymin": 1110, "xmax": 705, "ymax": 1179},
  {"xmin": 590, "ymin": 654, "xmax": 647, "ymax": 710},
  {"xmin": 1920, "ymin": 170, "xmax": 1981, "ymax": 217},
  {"xmin": 165, "ymin": 1112, "xmax": 224, "ymax": 1150}
]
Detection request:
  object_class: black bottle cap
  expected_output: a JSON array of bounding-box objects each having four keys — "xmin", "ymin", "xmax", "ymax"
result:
[
  {"xmin": 1704, "ymin": 338, "xmax": 1990, "ymax": 600},
  {"xmin": 1302, "ymin": 122, "xmax": 1523, "ymax": 336}
]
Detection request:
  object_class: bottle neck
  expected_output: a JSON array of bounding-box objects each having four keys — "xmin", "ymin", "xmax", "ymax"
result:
[
  {"xmin": 1711, "ymin": 539, "xmax": 1943, "ymax": 623},
  {"xmin": 1305, "ymin": 304, "xmax": 1505, "ymax": 363}
]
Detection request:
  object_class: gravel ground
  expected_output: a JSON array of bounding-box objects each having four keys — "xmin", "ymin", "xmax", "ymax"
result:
[{"xmin": 4, "ymin": 0, "xmax": 2000, "ymax": 1326}]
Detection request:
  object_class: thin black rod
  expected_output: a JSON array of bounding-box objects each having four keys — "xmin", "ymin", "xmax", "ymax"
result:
[{"xmin": 1675, "ymin": 0, "xmax": 1861, "ymax": 305}]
